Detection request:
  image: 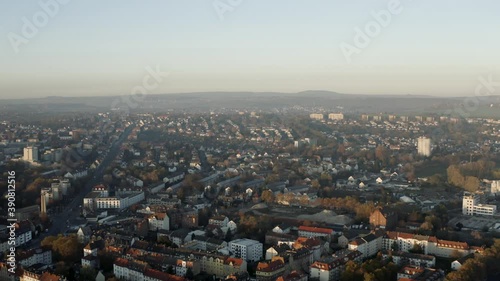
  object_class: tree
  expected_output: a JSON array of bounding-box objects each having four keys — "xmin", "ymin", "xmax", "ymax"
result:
[
  {"xmin": 167, "ymin": 265, "xmax": 174, "ymax": 274},
  {"xmin": 363, "ymin": 272, "xmax": 376, "ymax": 281},
  {"xmin": 409, "ymin": 243, "xmax": 424, "ymax": 254},
  {"xmin": 464, "ymin": 176, "xmax": 479, "ymax": 192},
  {"xmin": 224, "ymin": 230, "xmax": 233, "ymax": 242},
  {"xmin": 299, "ymin": 194, "xmax": 310, "ymax": 206},
  {"xmin": 198, "ymin": 207, "xmax": 212, "ymax": 227},
  {"xmin": 447, "ymin": 165, "xmax": 465, "ymax": 187},
  {"xmin": 54, "ymin": 261, "xmax": 71, "ymax": 278},
  {"xmin": 97, "ymin": 251, "xmax": 115, "ymax": 272},
  {"xmin": 446, "ymin": 257, "xmax": 486, "ymax": 281},
  {"xmin": 391, "ymin": 241, "xmax": 399, "ymax": 251},
  {"xmin": 265, "ymin": 174, "xmax": 279, "ymax": 184},
  {"xmin": 341, "ymin": 260, "xmax": 363, "ymax": 281},
  {"xmin": 261, "ymin": 190, "xmax": 275, "ymax": 204},
  {"xmin": 311, "ymin": 179, "xmax": 321, "ymax": 189},
  {"xmin": 41, "ymin": 235, "xmax": 82, "ymax": 262},
  {"xmin": 427, "ymin": 174, "xmax": 445, "ymax": 186},
  {"xmin": 375, "ymin": 145, "xmax": 389, "ymax": 165},
  {"xmin": 450, "ymin": 249, "xmax": 463, "ymax": 260},
  {"xmin": 78, "ymin": 266, "xmax": 97, "ymax": 281},
  {"xmin": 186, "ymin": 268, "xmax": 194, "ymax": 280}
]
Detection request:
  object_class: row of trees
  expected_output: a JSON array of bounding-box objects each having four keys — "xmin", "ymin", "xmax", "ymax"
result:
[
  {"xmin": 447, "ymin": 160, "xmax": 498, "ymax": 191},
  {"xmin": 315, "ymin": 197, "xmax": 376, "ymax": 223},
  {"xmin": 261, "ymin": 189, "xmax": 376, "ymax": 223},
  {"xmin": 446, "ymin": 239, "xmax": 500, "ymax": 281},
  {"xmin": 340, "ymin": 254, "xmax": 398, "ymax": 281},
  {"xmin": 41, "ymin": 234, "xmax": 83, "ymax": 263},
  {"xmin": 447, "ymin": 165, "xmax": 480, "ymax": 192},
  {"xmin": 237, "ymin": 213, "xmax": 272, "ymax": 242}
]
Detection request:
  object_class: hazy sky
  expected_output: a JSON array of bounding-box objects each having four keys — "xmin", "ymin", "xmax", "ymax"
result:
[{"xmin": 1, "ymin": 0, "xmax": 499, "ymax": 99}]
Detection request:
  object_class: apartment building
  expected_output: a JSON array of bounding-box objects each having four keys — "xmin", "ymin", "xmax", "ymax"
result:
[
  {"xmin": 229, "ymin": 239, "xmax": 263, "ymax": 262},
  {"xmin": 462, "ymin": 192, "xmax": 497, "ymax": 216}
]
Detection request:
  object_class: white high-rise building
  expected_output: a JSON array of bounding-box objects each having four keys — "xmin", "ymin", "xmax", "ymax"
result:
[
  {"xmin": 491, "ymin": 180, "xmax": 500, "ymax": 194},
  {"xmin": 328, "ymin": 113, "xmax": 344, "ymax": 120},
  {"xmin": 40, "ymin": 189, "xmax": 50, "ymax": 214},
  {"xmin": 417, "ymin": 137, "xmax": 431, "ymax": 157},
  {"xmin": 309, "ymin": 113, "xmax": 324, "ymax": 120},
  {"xmin": 229, "ymin": 239, "xmax": 263, "ymax": 262},
  {"xmin": 462, "ymin": 193, "xmax": 477, "ymax": 215},
  {"xmin": 23, "ymin": 146, "xmax": 39, "ymax": 162},
  {"xmin": 462, "ymin": 192, "xmax": 497, "ymax": 216}
]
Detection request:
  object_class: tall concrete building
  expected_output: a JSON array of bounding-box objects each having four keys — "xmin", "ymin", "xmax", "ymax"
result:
[
  {"xmin": 40, "ymin": 189, "xmax": 49, "ymax": 214},
  {"xmin": 309, "ymin": 113, "xmax": 324, "ymax": 120},
  {"xmin": 462, "ymin": 192, "xmax": 496, "ymax": 216},
  {"xmin": 229, "ymin": 239, "xmax": 263, "ymax": 262},
  {"xmin": 23, "ymin": 146, "xmax": 39, "ymax": 162},
  {"xmin": 491, "ymin": 180, "xmax": 500, "ymax": 194},
  {"xmin": 328, "ymin": 113, "xmax": 344, "ymax": 120},
  {"xmin": 417, "ymin": 137, "xmax": 431, "ymax": 157}
]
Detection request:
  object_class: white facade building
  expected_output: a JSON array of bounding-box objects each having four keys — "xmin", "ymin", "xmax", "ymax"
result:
[
  {"xmin": 491, "ymin": 180, "xmax": 500, "ymax": 194},
  {"xmin": 462, "ymin": 192, "xmax": 496, "ymax": 216},
  {"xmin": 23, "ymin": 146, "xmax": 38, "ymax": 162},
  {"xmin": 229, "ymin": 239, "xmax": 263, "ymax": 262},
  {"xmin": 348, "ymin": 234, "xmax": 382, "ymax": 259},
  {"xmin": 148, "ymin": 213, "xmax": 170, "ymax": 231},
  {"xmin": 417, "ymin": 137, "xmax": 431, "ymax": 157},
  {"xmin": 328, "ymin": 113, "xmax": 344, "ymax": 120},
  {"xmin": 85, "ymin": 191, "xmax": 145, "ymax": 211},
  {"xmin": 18, "ymin": 248, "xmax": 52, "ymax": 267},
  {"xmin": 309, "ymin": 113, "xmax": 324, "ymax": 120}
]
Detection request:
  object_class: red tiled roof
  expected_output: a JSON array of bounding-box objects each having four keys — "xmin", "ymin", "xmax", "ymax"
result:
[
  {"xmin": 40, "ymin": 273, "xmax": 61, "ymax": 281},
  {"xmin": 298, "ymin": 226, "xmax": 333, "ymax": 234},
  {"xmin": 386, "ymin": 231, "xmax": 435, "ymax": 242},
  {"xmin": 349, "ymin": 238, "xmax": 365, "ymax": 246},
  {"xmin": 437, "ymin": 239, "xmax": 469, "ymax": 250},
  {"xmin": 397, "ymin": 232, "xmax": 414, "ymax": 239},
  {"xmin": 144, "ymin": 268, "xmax": 185, "ymax": 281},
  {"xmin": 114, "ymin": 257, "xmax": 129, "ymax": 267},
  {"xmin": 310, "ymin": 261, "xmax": 333, "ymax": 271},
  {"xmin": 294, "ymin": 237, "xmax": 321, "ymax": 248},
  {"xmin": 225, "ymin": 257, "xmax": 244, "ymax": 266},
  {"xmin": 257, "ymin": 259, "xmax": 284, "ymax": 272}
]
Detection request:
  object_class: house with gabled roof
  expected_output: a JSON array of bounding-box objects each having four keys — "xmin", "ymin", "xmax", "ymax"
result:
[{"xmin": 369, "ymin": 207, "xmax": 398, "ymax": 230}]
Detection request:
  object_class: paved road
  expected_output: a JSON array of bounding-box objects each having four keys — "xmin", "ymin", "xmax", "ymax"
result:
[{"xmin": 36, "ymin": 124, "xmax": 135, "ymax": 243}]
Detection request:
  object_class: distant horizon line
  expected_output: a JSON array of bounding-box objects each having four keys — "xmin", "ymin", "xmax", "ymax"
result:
[{"xmin": 2, "ymin": 90, "xmax": 496, "ymax": 101}]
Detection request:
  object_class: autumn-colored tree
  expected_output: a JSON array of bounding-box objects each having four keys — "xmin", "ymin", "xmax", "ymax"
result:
[
  {"xmin": 375, "ymin": 145, "xmax": 389, "ymax": 165},
  {"xmin": 447, "ymin": 165, "xmax": 465, "ymax": 187},
  {"xmin": 446, "ymin": 239, "xmax": 500, "ymax": 280},
  {"xmin": 464, "ymin": 176, "xmax": 479, "ymax": 192},
  {"xmin": 41, "ymin": 234, "xmax": 82, "ymax": 262},
  {"xmin": 261, "ymin": 190, "xmax": 275, "ymax": 204},
  {"xmin": 311, "ymin": 179, "xmax": 321, "ymax": 189},
  {"xmin": 78, "ymin": 266, "xmax": 97, "ymax": 281}
]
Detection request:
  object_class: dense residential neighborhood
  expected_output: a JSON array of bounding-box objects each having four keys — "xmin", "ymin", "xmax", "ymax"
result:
[{"xmin": 0, "ymin": 109, "xmax": 499, "ymax": 281}]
